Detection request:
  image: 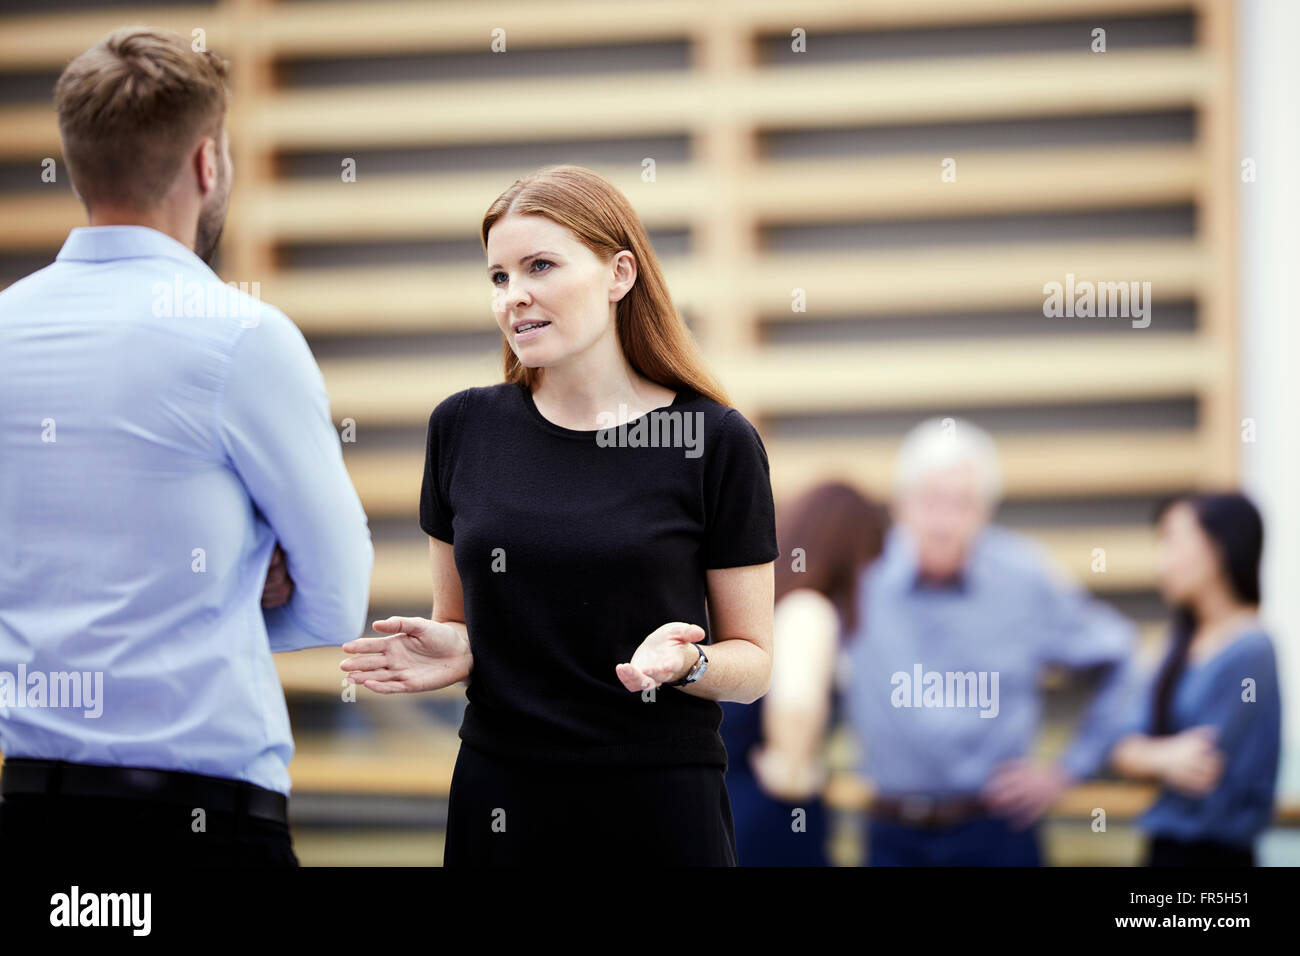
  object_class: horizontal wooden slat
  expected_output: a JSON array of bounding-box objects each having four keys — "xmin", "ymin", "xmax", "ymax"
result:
[
  {"xmin": 8, "ymin": 737, "xmax": 1288, "ymax": 820},
  {"xmin": 248, "ymin": 74, "xmax": 701, "ymax": 151},
  {"xmin": 255, "ymin": 0, "xmax": 1199, "ymax": 60},
  {"xmin": 274, "ymin": 644, "xmax": 467, "ymax": 697},
  {"xmin": 744, "ymin": 49, "xmax": 1211, "ymax": 128},
  {"xmin": 737, "ymin": 239, "xmax": 1206, "ymax": 321},
  {"xmin": 317, "ymin": 333, "xmax": 1213, "ymax": 426},
  {"xmin": 365, "ymin": 525, "xmax": 1157, "ymax": 607},
  {"xmin": 287, "ymin": 763, "xmax": 1300, "ymax": 826},
  {"xmin": 0, "ymin": 104, "xmax": 56, "ymax": 160},
  {"xmin": 741, "ymin": 0, "xmax": 1199, "ymax": 32},
  {"xmin": 0, "ymin": 7, "xmax": 224, "ymax": 71},
  {"xmin": 0, "ymin": 6, "xmax": 224, "ymax": 70},
  {"xmin": 287, "ymin": 750, "xmax": 1164, "ymax": 811},
  {"xmin": 769, "ymin": 431, "xmax": 1206, "ymax": 503},
  {"xmin": 245, "ymin": 144, "xmax": 1203, "ymax": 244},
  {"xmin": 0, "ymin": 0, "xmax": 1198, "ymax": 68},
  {"xmin": 288, "ymin": 731, "xmax": 459, "ymax": 795},
  {"xmin": 0, "ymin": 191, "xmax": 82, "ymax": 250},
  {"xmin": 0, "ymin": 49, "xmax": 1210, "ymax": 158},
  {"xmin": 0, "ymin": 238, "xmax": 1209, "ymax": 329},
  {"xmin": 237, "ymin": 238, "xmax": 1202, "ymax": 336},
  {"xmin": 243, "ymin": 145, "xmax": 1208, "ymax": 246},
  {"xmin": 240, "ymin": 51, "xmax": 1210, "ymax": 151},
  {"xmin": 275, "ymin": 645, "xmax": 349, "ymax": 694},
  {"xmin": 342, "ymin": 429, "xmax": 1207, "ymax": 519},
  {"xmin": 829, "ymin": 773, "xmax": 1297, "ymax": 822},
  {"xmin": 0, "ymin": 235, "xmax": 1209, "ymax": 337},
  {"xmin": 824, "ymin": 773, "xmax": 1161, "ymax": 817},
  {"xmin": 236, "ymin": 169, "xmax": 702, "ymax": 244},
  {"xmin": 717, "ymin": 337, "xmax": 1212, "ymax": 416},
  {"xmin": 256, "ymin": 0, "xmax": 702, "ymax": 57},
  {"xmin": 0, "ymin": 143, "xmax": 1203, "ymax": 253},
  {"xmin": 280, "ymin": 624, "xmax": 1170, "ymax": 696},
  {"xmin": 746, "ymin": 144, "xmax": 1205, "ymax": 222}
]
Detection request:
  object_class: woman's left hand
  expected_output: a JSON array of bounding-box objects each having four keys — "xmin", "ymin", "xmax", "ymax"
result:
[{"xmin": 616, "ymin": 622, "xmax": 705, "ymax": 692}]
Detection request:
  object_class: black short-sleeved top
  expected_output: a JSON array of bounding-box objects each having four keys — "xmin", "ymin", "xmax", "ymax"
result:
[{"xmin": 419, "ymin": 381, "xmax": 778, "ymax": 770}]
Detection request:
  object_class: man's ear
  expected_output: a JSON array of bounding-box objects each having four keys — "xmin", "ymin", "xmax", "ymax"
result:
[{"xmin": 195, "ymin": 136, "xmax": 219, "ymax": 196}]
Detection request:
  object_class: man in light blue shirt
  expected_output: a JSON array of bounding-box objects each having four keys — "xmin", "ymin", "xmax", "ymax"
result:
[
  {"xmin": 846, "ymin": 417, "xmax": 1137, "ymax": 865},
  {"xmin": 0, "ymin": 27, "xmax": 372, "ymax": 866}
]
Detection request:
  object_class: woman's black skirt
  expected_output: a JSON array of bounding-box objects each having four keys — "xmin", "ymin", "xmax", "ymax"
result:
[{"xmin": 443, "ymin": 741, "xmax": 738, "ymax": 866}]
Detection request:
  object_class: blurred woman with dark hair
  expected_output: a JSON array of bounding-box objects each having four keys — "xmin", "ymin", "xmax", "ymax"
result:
[
  {"xmin": 720, "ymin": 481, "xmax": 887, "ymax": 866},
  {"xmin": 1109, "ymin": 492, "xmax": 1281, "ymax": 866}
]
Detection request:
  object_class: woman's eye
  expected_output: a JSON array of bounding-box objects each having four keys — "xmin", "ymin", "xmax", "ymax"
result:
[{"xmin": 491, "ymin": 261, "xmax": 551, "ymax": 284}]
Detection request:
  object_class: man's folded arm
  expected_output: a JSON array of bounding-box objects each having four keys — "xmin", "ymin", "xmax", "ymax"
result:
[
  {"xmin": 1036, "ymin": 564, "xmax": 1140, "ymax": 780},
  {"xmin": 218, "ymin": 307, "xmax": 374, "ymax": 651}
]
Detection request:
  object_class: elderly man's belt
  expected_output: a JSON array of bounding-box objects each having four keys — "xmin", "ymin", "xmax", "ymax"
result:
[{"xmin": 871, "ymin": 793, "xmax": 988, "ymax": 828}]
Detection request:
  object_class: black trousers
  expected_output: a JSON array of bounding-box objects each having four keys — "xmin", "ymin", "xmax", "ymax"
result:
[
  {"xmin": 1146, "ymin": 835, "xmax": 1255, "ymax": 867},
  {"xmin": 0, "ymin": 764, "xmax": 298, "ymax": 867},
  {"xmin": 443, "ymin": 742, "xmax": 738, "ymax": 866}
]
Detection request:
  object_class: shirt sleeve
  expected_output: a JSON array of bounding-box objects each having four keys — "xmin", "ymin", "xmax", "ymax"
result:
[
  {"xmin": 218, "ymin": 307, "xmax": 374, "ymax": 652},
  {"xmin": 700, "ymin": 408, "xmax": 779, "ymax": 569},
  {"xmin": 1033, "ymin": 563, "xmax": 1140, "ymax": 780},
  {"xmin": 419, "ymin": 391, "xmax": 464, "ymax": 543},
  {"xmin": 1196, "ymin": 635, "xmax": 1279, "ymax": 752}
]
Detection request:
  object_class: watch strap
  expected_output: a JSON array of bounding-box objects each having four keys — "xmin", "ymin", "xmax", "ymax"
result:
[{"xmin": 668, "ymin": 642, "xmax": 708, "ymax": 686}]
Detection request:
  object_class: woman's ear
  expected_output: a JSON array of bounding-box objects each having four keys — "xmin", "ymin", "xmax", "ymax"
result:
[{"xmin": 609, "ymin": 249, "xmax": 637, "ymax": 302}]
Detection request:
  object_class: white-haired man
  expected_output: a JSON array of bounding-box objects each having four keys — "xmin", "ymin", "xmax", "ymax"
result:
[{"xmin": 845, "ymin": 417, "xmax": 1137, "ymax": 865}]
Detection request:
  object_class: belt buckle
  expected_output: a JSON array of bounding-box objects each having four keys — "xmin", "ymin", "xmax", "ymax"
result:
[
  {"xmin": 899, "ymin": 794, "xmax": 933, "ymax": 824},
  {"xmin": 121, "ymin": 768, "xmax": 169, "ymax": 796}
]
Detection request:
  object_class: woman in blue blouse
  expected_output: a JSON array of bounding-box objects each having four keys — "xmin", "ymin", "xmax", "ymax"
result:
[{"xmin": 1109, "ymin": 492, "xmax": 1281, "ymax": 866}]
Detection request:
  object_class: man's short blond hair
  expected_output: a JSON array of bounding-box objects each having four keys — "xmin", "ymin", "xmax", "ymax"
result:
[{"xmin": 54, "ymin": 26, "xmax": 230, "ymax": 211}]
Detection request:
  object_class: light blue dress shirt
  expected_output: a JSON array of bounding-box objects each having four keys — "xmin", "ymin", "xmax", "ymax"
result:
[
  {"xmin": 846, "ymin": 523, "xmax": 1138, "ymax": 796},
  {"xmin": 1119, "ymin": 628, "xmax": 1281, "ymax": 847},
  {"xmin": 0, "ymin": 225, "xmax": 373, "ymax": 795}
]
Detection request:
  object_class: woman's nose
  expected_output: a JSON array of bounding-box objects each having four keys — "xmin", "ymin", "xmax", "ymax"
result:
[{"xmin": 508, "ymin": 281, "xmax": 531, "ymax": 309}]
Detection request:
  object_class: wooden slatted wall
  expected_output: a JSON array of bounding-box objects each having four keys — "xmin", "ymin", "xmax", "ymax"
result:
[{"xmin": 0, "ymin": 0, "xmax": 1245, "ymax": 828}]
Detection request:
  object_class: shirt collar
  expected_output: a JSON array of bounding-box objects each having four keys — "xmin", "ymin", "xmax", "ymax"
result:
[
  {"xmin": 56, "ymin": 225, "xmax": 213, "ymax": 274},
  {"xmin": 882, "ymin": 524, "xmax": 985, "ymax": 594}
]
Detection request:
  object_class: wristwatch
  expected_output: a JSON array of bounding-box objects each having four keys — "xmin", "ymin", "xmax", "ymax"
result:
[{"xmin": 668, "ymin": 643, "xmax": 708, "ymax": 686}]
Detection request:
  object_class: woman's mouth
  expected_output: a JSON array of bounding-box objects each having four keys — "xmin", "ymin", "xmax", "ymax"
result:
[{"xmin": 514, "ymin": 321, "xmax": 551, "ymax": 341}]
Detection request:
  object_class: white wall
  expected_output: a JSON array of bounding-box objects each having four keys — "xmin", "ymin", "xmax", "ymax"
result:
[{"xmin": 1237, "ymin": 0, "xmax": 1300, "ymax": 808}]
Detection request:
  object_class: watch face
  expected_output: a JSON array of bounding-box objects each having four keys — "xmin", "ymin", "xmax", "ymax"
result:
[
  {"xmin": 674, "ymin": 645, "xmax": 705, "ymax": 685},
  {"xmin": 687, "ymin": 648, "xmax": 707, "ymax": 682}
]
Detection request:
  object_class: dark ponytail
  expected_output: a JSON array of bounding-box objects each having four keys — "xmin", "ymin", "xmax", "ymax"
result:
[
  {"xmin": 773, "ymin": 482, "xmax": 887, "ymax": 639},
  {"xmin": 1149, "ymin": 492, "xmax": 1263, "ymax": 735}
]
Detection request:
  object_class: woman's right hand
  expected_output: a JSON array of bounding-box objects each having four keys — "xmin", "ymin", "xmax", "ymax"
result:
[
  {"xmin": 340, "ymin": 616, "xmax": 472, "ymax": 693},
  {"xmin": 1156, "ymin": 726, "xmax": 1225, "ymax": 797}
]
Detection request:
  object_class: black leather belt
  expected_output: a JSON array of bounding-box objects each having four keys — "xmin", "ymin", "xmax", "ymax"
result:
[
  {"xmin": 1, "ymin": 758, "xmax": 288, "ymax": 825},
  {"xmin": 871, "ymin": 793, "xmax": 989, "ymax": 828}
]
